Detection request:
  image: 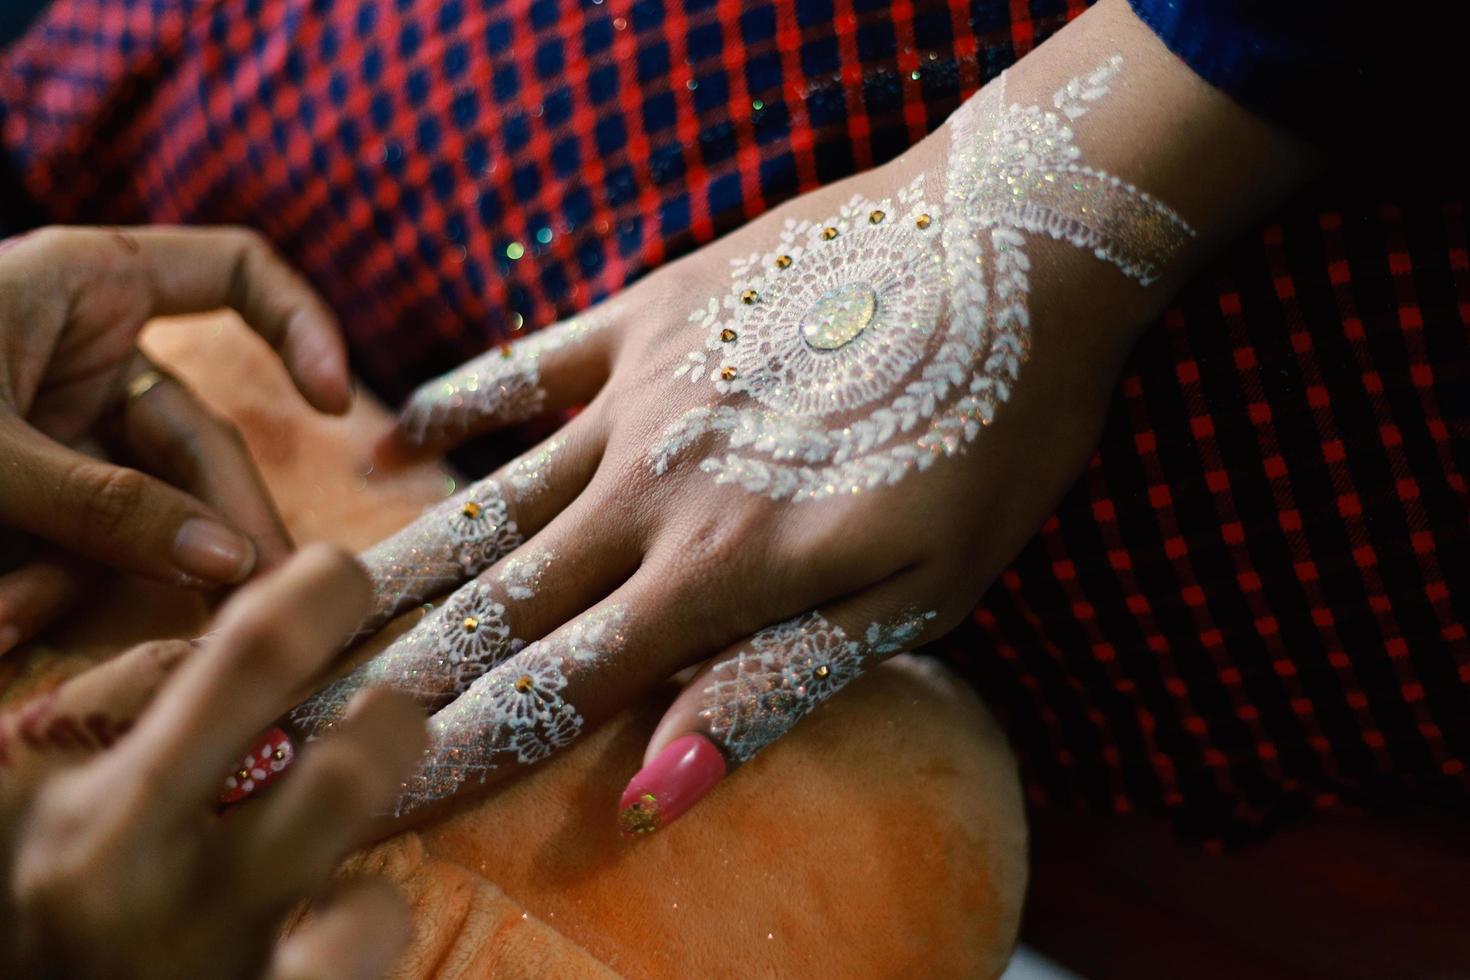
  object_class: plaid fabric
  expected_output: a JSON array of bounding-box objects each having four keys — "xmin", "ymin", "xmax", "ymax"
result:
[{"xmin": 2, "ymin": 0, "xmax": 1466, "ymax": 844}]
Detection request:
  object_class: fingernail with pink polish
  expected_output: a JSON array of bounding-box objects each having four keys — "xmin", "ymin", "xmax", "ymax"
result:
[
  {"xmin": 618, "ymin": 734, "xmax": 727, "ymax": 839},
  {"xmin": 218, "ymin": 727, "xmax": 295, "ymax": 806}
]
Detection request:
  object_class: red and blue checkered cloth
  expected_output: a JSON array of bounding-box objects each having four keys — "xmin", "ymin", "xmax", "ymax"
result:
[{"xmin": 2, "ymin": 0, "xmax": 1466, "ymax": 844}]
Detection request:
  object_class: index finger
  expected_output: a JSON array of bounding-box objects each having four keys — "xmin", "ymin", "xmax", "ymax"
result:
[
  {"xmin": 116, "ymin": 544, "xmax": 371, "ymax": 808},
  {"xmin": 35, "ymin": 225, "xmax": 350, "ymax": 414}
]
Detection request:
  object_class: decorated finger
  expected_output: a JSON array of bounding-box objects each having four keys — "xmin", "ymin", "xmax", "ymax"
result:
[
  {"xmin": 114, "ymin": 544, "xmax": 372, "ymax": 813},
  {"xmin": 380, "ymin": 299, "xmax": 624, "ymax": 464},
  {"xmin": 283, "ymin": 480, "xmax": 642, "ymax": 744},
  {"xmin": 346, "ymin": 422, "xmax": 605, "ymax": 644},
  {"xmin": 232, "ymin": 687, "xmax": 426, "ymax": 909},
  {"xmin": 616, "ymin": 578, "xmax": 946, "ymax": 838},
  {"xmin": 382, "ymin": 532, "xmax": 892, "ymax": 823}
]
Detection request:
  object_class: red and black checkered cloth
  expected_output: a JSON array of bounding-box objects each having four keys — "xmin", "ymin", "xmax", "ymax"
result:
[{"xmin": 3, "ymin": 0, "xmax": 1466, "ymax": 844}]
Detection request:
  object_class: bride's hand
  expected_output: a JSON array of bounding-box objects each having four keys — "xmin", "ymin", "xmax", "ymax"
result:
[{"xmin": 286, "ymin": 0, "xmax": 1311, "ymax": 834}]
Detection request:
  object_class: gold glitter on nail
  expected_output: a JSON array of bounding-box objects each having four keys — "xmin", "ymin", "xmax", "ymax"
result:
[
  {"xmin": 620, "ymin": 793, "xmax": 662, "ymax": 835},
  {"xmin": 774, "ymin": 254, "xmax": 792, "ymax": 269},
  {"xmin": 740, "ymin": 289, "xmax": 759, "ymax": 305},
  {"xmin": 719, "ymin": 328, "xmax": 737, "ymax": 343},
  {"xmin": 821, "ymin": 226, "xmax": 838, "ymax": 240},
  {"xmin": 868, "ymin": 210, "xmax": 885, "ymax": 224}
]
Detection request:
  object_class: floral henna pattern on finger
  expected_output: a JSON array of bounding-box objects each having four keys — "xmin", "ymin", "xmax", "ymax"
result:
[
  {"xmin": 351, "ymin": 437, "xmax": 563, "ymax": 641},
  {"xmin": 289, "ymin": 581, "xmax": 525, "ymax": 737},
  {"xmin": 650, "ymin": 57, "xmax": 1195, "ymax": 500},
  {"xmin": 397, "ymin": 315, "xmax": 603, "ymax": 449},
  {"xmin": 393, "ymin": 604, "xmax": 627, "ymax": 816},
  {"xmin": 700, "ymin": 609, "xmax": 937, "ymax": 763}
]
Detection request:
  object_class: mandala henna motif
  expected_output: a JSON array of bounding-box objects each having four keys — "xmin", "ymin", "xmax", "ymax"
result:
[{"xmin": 651, "ymin": 57, "xmax": 1195, "ymax": 500}]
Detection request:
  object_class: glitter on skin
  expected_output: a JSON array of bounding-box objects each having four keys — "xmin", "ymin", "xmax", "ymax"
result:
[
  {"xmin": 396, "ymin": 314, "xmax": 603, "ymax": 450},
  {"xmin": 700, "ymin": 611, "xmax": 936, "ymax": 763},
  {"xmin": 649, "ymin": 55, "xmax": 1194, "ymax": 501},
  {"xmin": 393, "ymin": 605, "xmax": 629, "ymax": 816}
]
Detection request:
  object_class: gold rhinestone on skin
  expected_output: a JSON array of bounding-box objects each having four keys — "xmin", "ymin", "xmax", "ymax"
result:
[
  {"xmin": 463, "ymin": 616, "xmax": 479, "ymax": 633},
  {"xmin": 915, "ymin": 213, "xmax": 932, "ymax": 229},
  {"xmin": 821, "ymin": 226, "xmax": 839, "ymax": 240},
  {"xmin": 721, "ymin": 366, "xmax": 738, "ymax": 381},
  {"xmin": 740, "ymin": 289, "xmax": 759, "ymax": 305},
  {"xmin": 868, "ymin": 210, "xmax": 885, "ymax": 224},
  {"xmin": 774, "ymin": 254, "xmax": 792, "ymax": 269},
  {"xmin": 720, "ymin": 328, "xmax": 737, "ymax": 342}
]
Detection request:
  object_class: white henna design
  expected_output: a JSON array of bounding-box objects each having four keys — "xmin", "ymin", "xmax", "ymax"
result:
[
  {"xmin": 352, "ymin": 476, "xmax": 523, "ymax": 642},
  {"xmin": 393, "ymin": 604, "xmax": 628, "ymax": 816},
  {"xmin": 398, "ymin": 315, "xmax": 601, "ymax": 448},
  {"xmin": 498, "ymin": 548, "xmax": 555, "ymax": 601},
  {"xmin": 700, "ymin": 609, "xmax": 937, "ymax": 763},
  {"xmin": 651, "ymin": 57, "xmax": 1194, "ymax": 500}
]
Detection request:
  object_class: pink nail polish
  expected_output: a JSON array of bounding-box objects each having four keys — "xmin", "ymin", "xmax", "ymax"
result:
[
  {"xmin": 218, "ymin": 727, "xmax": 295, "ymax": 806},
  {"xmin": 618, "ymin": 734, "xmax": 727, "ymax": 838}
]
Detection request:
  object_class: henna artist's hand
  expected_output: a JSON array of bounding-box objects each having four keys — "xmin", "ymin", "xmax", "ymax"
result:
[
  {"xmin": 0, "ymin": 225, "xmax": 352, "ymax": 656},
  {"xmin": 287, "ymin": 0, "xmax": 1314, "ymax": 834},
  {"xmin": 0, "ymin": 545, "xmax": 427, "ymax": 979}
]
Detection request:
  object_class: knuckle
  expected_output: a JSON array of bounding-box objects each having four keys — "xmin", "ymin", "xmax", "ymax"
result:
[
  {"xmin": 660, "ymin": 505, "xmax": 773, "ymax": 590},
  {"xmin": 74, "ymin": 465, "xmax": 150, "ymax": 537},
  {"xmin": 216, "ymin": 615, "xmax": 301, "ymax": 685}
]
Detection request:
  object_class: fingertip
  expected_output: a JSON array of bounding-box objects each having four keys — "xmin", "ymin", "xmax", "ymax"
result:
[
  {"xmin": 287, "ymin": 309, "xmax": 353, "ymax": 415},
  {"xmin": 0, "ymin": 623, "xmax": 21, "ymax": 658},
  {"xmin": 618, "ymin": 733, "xmax": 727, "ymax": 839}
]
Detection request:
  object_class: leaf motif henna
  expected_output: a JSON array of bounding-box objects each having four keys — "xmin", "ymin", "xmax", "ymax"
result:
[{"xmin": 650, "ymin": 57, "xmax": 1195, "ymax": 500}]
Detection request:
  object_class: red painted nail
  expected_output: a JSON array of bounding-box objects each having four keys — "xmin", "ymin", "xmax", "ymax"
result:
[
  {"xmin": 618, "ymin": 734, "xmax": 727, "ymax": 838},
  {"xmin": 218, "ymin": 727, "xmax": 295, "ymax": 806}
]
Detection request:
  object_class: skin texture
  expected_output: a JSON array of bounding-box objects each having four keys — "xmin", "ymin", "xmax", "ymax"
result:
[
  {"xmin": 0, "ymin": 546, "xmax": 428, "ymax": 980},
  {"xmin": 0, "ymin": 225, "xmax": 352, "ymax": 657},
  {"xmin": 319, "ymin": 0, "xmax": 1318, "ymax": 830}
]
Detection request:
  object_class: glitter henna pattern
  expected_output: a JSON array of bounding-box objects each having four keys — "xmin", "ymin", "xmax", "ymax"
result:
[
  {"xmin": 351, "ymin": 477, "xmax": 520, "ymax": 643},
  {"xmin": 397, "ymin": 316, "xmax": 600, "ymax": 449},
  {"xmin": 498, "ymin": 548, "xmax": 555, "ymax": 601},
  {"xmin": 393, "ymin": 604, "xmax": 627, "ymax": 816},
  {"xmin": 651, "ymin": 58, "xmax": 1194, "ymax": 500},
  {"xmin": 701, "ymin": 610, "xmax": 936, "ymax": 763},
  {"xmin": 289, "ymin": 581, "xmax": 524, "ymax": 736},
  {"xmin": 350, "ymin": 438, "xmax": 563, "ymax": 642}
]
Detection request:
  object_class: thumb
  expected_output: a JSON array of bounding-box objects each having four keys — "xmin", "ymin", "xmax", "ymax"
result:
[{"xmin": 0, "ymin": 416, "xmax": 255, "ymax": 586}]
